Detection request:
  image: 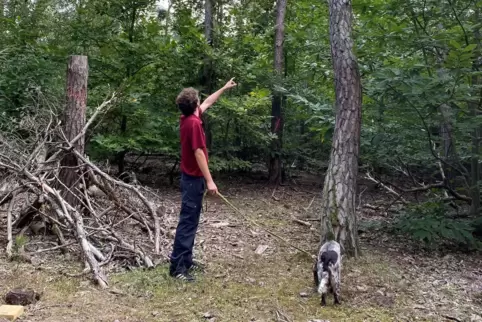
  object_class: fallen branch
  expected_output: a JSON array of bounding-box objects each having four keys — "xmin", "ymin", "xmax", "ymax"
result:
[
  {"xmin": 41, "ymin": 93, "xmax": 116, "ymax": 169},
  {"xmin": 87, "ymin": 172, "xmax": 155, "ymax": 240},
  {"xmin": 291, "ymin": 217, "xmax": 312, "ymax": 227},
  {"xmin": 365, "ymin": 172, "xmax": 408, "ymax": 203},
  {"xmin": 441, "ymin": 314, "xmax": 462, "ymax": 322},
  {"xmin": 75, "ymin": 151, "xmax": 162, "ymax": 254},
  {"xmin": 30, "ymin": 241, "xmax": 77, "ymax": 254},
  {"xmin": 303, "ymin": 196, "xmax": 316, "ymax": 212},
  {"xmin": 0, "ymin": 91, "xmax": 167, "ymax": 288},
  {"xmin": 365, "ymin": 171, "xmax": 471, "ymax": 203},
  {"xmin": 51, "ymin": 188, "xmax": 108, "ymax": 288},
  {"xmin": 6, "ymin": 191, "xmax": 17, "ymax": 259}
]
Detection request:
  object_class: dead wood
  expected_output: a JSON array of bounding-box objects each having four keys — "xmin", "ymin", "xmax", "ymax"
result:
[
  {"xmin": 6, "ymin": 191, "xmax": 17, "ymax": 258},
  {"xmin": 0, "ymin": 92, "xmax": 169, "ymax": 287},
  {"xmin": 14, "ymin": 198, "xmax": 43, "ymax": 229},
  {"xmin": 291, "ymin": 217, "xmax": 312, "ymax": 227},
  {"xmin": 365, "ymin": 171, "xmax": 471, "ymax": 203}
]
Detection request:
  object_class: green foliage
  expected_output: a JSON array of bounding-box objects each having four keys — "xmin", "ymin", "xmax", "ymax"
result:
[
  {"xmin": 14, "ymin": 234, "xmax": 28, "ymax": 254},
  {"xmin": 0, "ymin": 0, "xmax": 480, "ymax": 208},
  {"xmin": 208, "ymin": 156, "xmax": 252, "ymax": 173},
  {"xmin": 473, "ymin": 217, "xmax": 482, "ymax": 240},
  {"xmin": 393, "ymin": 202, "xmax": 481, "ymax": 250},
  {"xmin": 355, "ymin": 0, "xmax": 481, "ymax": 183}
]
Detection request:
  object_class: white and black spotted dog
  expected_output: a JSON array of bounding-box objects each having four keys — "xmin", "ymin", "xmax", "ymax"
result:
[{"xmin": 313, "ymin": 240, "xmax": 341, "ymax": 306}]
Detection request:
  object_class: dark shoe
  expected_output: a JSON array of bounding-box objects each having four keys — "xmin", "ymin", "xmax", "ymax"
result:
[
  {"xmin": 173, "ymin": 272, "xmax": 195, "ymax": 282},
  {"xmin": 188, "ymin": 260, "xmax": 205, "ymax": 273}
]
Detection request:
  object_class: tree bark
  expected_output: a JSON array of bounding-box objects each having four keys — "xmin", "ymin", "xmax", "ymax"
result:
[
  {"xmin": 439, "ymin": 103, "xmax": 457, "ymax": 188},
  {"xmin": 117, "ymin": 4, "xmax": 139, "ymax": 177},
  {"xmin": 204, "ymin": 0, "xmax": 213, "ymax": 47},
  {"xmin": 57, "ymin": 55, "xmax": 88, "ymax": 208},
  {"xmin": 201, "ymin": 0, "xmax": 215, "ymax": 150},
  {"xmin": 269, "ymin": 0, "xmax": 287, "ymax": 184},
  {"xmin": 470, "ymin": 8, "xmax": 481, "ymax": 216},
  {"xmin": 320, "ymin": 0, "xmax": 362, "ymax": 257}
]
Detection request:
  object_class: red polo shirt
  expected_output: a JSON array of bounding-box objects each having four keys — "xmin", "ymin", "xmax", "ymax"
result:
[{"xmin": 180, "ymin": 113, "xmax": 208, "ymax": 177}]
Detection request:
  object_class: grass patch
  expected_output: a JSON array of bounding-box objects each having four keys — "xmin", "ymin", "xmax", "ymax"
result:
[
  {"xmin": 110, "ymin": 254, "xmax": 398, "ymax": 321},
  {"xmin": 0, "ymin": 250, "xmax": 461, "ymax": 321}
]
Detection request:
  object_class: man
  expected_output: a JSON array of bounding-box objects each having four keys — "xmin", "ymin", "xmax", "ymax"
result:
[{"xmin": 169, "ymin": 78, "xmax": 237, "ymax": 282}]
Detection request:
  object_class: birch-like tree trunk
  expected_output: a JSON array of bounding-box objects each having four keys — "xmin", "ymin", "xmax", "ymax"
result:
[
  {"xmin": 269, "ymin": 0, "xmax": 287, "ymax": 184},
  {"xmin": 320, "ymin": 0, "xmax": 362, "ymax": 257}
]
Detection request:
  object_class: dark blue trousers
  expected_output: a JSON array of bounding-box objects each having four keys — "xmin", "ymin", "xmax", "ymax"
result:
[{"xmin": 169, "ymin": 173, "xmax": 205, "ymax": 275}]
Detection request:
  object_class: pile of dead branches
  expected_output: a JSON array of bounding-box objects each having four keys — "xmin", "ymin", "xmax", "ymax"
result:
[{"xmin": 0, "ymin": 94, "xmax": 170, "ymax": 288}]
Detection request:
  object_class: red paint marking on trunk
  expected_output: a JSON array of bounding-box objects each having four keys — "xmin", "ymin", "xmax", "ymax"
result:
[{"xmin": 274, "ymin": 117, "xmax": 281, "ymax": 133}]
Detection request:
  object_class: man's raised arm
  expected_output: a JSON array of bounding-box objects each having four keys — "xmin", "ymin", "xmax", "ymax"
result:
[{"xmin": 199, "ymin": 78, "xmax": 237, "ymax": 113}]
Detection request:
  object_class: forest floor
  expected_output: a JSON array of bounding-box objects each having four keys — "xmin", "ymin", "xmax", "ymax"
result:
[{"xmin": 0, "ymin": 173, "xmax": 481, "ymax": 322}]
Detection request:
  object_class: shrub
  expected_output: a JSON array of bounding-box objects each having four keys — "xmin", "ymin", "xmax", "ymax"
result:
[{"xmin": 393, "ymin": 202, "xmax": 481, "ymax": 251}]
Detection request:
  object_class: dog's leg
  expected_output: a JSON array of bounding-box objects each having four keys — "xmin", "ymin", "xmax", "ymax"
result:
[
  {"xmin": 321, "ymin": 293, "xmax": 326, "ymax": 306},
  {"xmin": 334, "ymin": 278, "xmax": 341, "ymax": 305},
  {"xmin": 313, "ymin": 263, "xmax": 319, "ymax": 287}
]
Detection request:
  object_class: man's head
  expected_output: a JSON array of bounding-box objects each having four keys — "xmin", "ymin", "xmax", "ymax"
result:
[{"xmin": 176, "ymin": 87, "xmax": 200, "ymax": 116}]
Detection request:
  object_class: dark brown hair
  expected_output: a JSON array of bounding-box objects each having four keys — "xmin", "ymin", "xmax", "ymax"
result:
[{"xmin": 176, "ymin": 87, "xmax": 199, "ymax": 116}]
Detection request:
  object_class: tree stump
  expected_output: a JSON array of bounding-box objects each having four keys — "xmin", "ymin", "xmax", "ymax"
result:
[{"xmin": 57, "ymin": 55, "xmax": 88, "ymax": 208}]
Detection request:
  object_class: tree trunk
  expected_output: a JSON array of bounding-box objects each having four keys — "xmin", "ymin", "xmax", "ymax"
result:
[
  {"xmin": 470, "ymin": 100, "xmax": 481, "ymax": 217},
  {"xmin": 57, "ymin": 55, "xmax": 88, "ymax": 208},
  {"xmin": 204, "ymin": 0, "xmax": 213, "ymax": 47},
  {"xmin": 470, "ymin": 8, "xmax": 481, "ymax": 216},
  {"xmin": 439, "ymin": 103, "xmax": 457, "ymax": 187},
  {"xmin": 117, "ymin": 5, "xmax": 138, "ymax": 177},
  {"xmin": 268, "ymin": 0, "xmax": 287, "ymax": 185},
  {"xmin": 320, "ymin": 0, "xmax": 362, "ymax": 257},
  {"xmin": 202, "ymin": 0, "xmax": 215, "ymax": 151}
]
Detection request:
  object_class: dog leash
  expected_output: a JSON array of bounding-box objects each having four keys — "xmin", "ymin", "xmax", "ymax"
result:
[{"xmin": 203, "ymin": 190, "xmax": 316, "ymax": 259}]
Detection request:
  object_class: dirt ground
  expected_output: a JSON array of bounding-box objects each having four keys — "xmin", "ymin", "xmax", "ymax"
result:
[{"xmin": 0, "ymin": 176, "xmax": 481, "ymax": 322}]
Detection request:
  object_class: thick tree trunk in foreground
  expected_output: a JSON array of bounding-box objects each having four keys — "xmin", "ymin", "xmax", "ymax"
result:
[
  {"xmin": 269, "ymin": 0, "xmax": 287, "ymax": 184},
  {"xmin": 320, "ymin": 0, "xmax": 362, "ymax": 257},
  {"xmin": 57, "ymin": 55, "xmax": 88, "ymax": 207}
]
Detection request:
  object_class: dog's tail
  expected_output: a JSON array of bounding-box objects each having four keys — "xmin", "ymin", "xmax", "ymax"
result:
[{"xmin": 327, "ymin": 262, "xmax": 336, "ymax": 280}]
